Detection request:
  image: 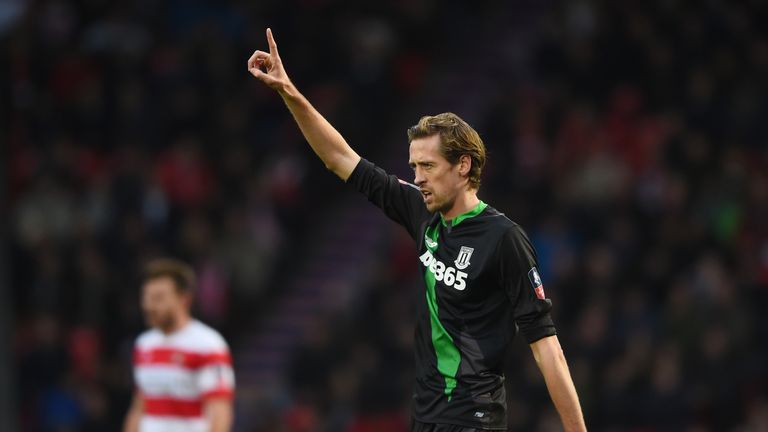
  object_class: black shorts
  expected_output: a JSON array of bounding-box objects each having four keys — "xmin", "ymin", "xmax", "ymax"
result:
[{"xmin": 410, "ymin": 419, "xmax": 496, "ymax": 432}]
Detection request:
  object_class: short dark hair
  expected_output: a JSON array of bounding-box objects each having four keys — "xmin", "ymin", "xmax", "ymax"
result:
[{"xmin": 143, "ymin": 258, "xmax": 196, "ymax": 294}]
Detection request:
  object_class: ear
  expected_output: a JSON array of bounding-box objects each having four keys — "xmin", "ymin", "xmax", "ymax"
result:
[{"xmin": 458, "ymin": 154, "xmax": 472, "ymax": 177}]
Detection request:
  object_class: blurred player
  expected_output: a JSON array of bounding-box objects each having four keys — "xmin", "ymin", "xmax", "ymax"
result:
[
  {"xmin": 123, "ymin": 258, "xmax": 235, "ymax": 432},
  {"xmin": 248, "ymin": 29, "xmax": 586, "ymax": 432}
]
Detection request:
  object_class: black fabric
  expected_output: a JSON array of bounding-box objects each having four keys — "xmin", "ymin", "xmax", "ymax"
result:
[
  {"xmin": 411, "ymin": 419, "xmax": 487, "ymax": 432},
  {"xmin": 348, "ymin": 159, "xmax": 557, "ymax": 429}
]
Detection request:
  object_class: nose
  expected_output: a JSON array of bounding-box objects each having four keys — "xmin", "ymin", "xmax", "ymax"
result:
[{"xmin": 414, "ymin": 168, "xmax": 425, "ymax": 186}]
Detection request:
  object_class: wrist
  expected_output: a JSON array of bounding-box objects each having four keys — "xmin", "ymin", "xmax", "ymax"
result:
[{"xmin": 278, "ymin": 80, "xmax": 298, "ymax": 99}]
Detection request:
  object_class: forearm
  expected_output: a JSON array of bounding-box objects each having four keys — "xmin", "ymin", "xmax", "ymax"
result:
[
  {"xmin": 209, "ymin": 413, "xmax": 233, "ymax": 432},
  {"xmin": 123, "ymin": 406, "xmax": 141, "ymax": 432},
  {"xmin": 531, "ymin": 336, "xmax": 586, "ymax": 432},
  {"xmin": 248, "ymin": 29, "xmax": 360, "ymax": 179},
  {"xmin": 278, "ymin": 83, "xmax": 360, "ymax": 180},
  {"xmin": 206, "ymin": 399, "xmax": 234, "ymax": 432}
]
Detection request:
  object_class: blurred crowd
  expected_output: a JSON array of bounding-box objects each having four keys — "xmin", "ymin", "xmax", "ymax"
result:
[{"xmin": 4, "ymin": 0, "xmax": 768, "ymax": 431}]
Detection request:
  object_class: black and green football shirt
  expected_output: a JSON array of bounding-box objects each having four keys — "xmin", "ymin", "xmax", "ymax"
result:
[{"xmin": 347, "ymin": 159, "xmax": 557, "ymax": 430}]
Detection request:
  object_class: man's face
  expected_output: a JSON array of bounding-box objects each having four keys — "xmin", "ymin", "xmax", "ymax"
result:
[
  {"xmin": 141, "ymin": 276, "xmax": 188, "ymax": 332},
  {"xmin": 409, "ymin": 135, "xmax": 466, "ymax": 214}
]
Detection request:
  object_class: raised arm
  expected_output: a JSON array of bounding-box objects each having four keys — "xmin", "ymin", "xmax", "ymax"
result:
[
  {"xmin": 530, "ymin": 335, "xmax": 587, "ymax": 431},
  {"xmin": 247, "ymin": 28, "xmax": 361, "ymax": 181}
]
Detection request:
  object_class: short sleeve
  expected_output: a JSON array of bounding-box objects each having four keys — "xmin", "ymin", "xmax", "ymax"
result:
[
  {"xmin": 497, "ymin": 225, "xmax": 557, "ymax": 344},
  {"xmin": 346, "ymin": 158, "xmax": 431, "ymax": 240},
  {"xmin": 195, "ymin": 347, "xmax": 235, "ymax": 399}
]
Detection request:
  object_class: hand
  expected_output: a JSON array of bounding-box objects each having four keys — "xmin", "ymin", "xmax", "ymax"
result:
[{"xmin": 248, "ymin": 28, "xmax": 291, "ymax": 93}]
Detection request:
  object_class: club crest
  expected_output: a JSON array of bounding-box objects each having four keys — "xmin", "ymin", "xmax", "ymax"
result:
[{"xmin": 454, "ymin": 246, "xmax": 474, "ymax": 270}]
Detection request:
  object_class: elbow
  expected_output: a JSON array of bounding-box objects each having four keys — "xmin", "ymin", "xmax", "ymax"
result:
[
  {"xmin": 550, "ymin": 343, "xmax": 566, "ymax": 366},
  {"xmin": 324, "ymin": 153, "xmax": 358, "ymax": 181},
  {"xmin": 532, "ymin": 335, "xmax": 565, "ymax": 366},
  {"xmin": 536, "ymin": 348, "xmax": 565, "ymax": 368},
  {"xmin": 322, "ymin": 154, "xmax": 344, "ymax": 173}
]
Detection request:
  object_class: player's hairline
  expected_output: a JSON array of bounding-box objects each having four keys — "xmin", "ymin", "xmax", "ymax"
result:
[{"xmin": 143, "ymin": 257, "xmax": 196, "ymax": 294}]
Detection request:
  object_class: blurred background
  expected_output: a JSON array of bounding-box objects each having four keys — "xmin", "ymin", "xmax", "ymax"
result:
[{"xmin": 3, "ymin": 0, "xmax": 768, "ymax": 430}]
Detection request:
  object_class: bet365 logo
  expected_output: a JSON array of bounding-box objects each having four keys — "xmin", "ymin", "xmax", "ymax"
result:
[{"xmin": 419, "ymin": 250, "xmax": 468, "ymax": 290}]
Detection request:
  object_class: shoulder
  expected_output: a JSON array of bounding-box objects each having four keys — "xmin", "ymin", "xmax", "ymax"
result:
[
  {"xmin": 346, "ymin": 158, "xmax": 378, "ymax": 184},
  {"xmin": 477, "ymin": 206, "xmax": 534, "ymax": 259},
  {"xmin": 135, "ymin": 328, "xmax": 163, "ymax": 348},
  {"xmin": 349, "ymin": 158, "xmax": 420, "ymax": 193},
  {"xmin": 181, "ymin": 320, "xmax": 229, "ymax": 352},
  {"xmin": 476, "ymin": 205, "xmax": 524, "ymax": 241}
]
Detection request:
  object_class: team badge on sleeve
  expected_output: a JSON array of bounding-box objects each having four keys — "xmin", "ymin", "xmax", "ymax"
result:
[{"xmin": 528, "ymin": 267, "xmax": 546, "ymax": 299}]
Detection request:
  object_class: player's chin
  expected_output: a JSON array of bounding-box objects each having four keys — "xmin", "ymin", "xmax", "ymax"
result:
[
  {"xmin": 426, "ymin": 199, "xmax": 449, "ymax": 214},
  {"xmin": 144, "ymin": 313, "xmax": 160, "ymax": 328}
]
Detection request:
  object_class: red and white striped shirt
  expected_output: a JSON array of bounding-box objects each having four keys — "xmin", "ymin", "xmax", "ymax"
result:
[{"xmin": 133, "ymin": 320, "xmax": 235, "ymax": 432}]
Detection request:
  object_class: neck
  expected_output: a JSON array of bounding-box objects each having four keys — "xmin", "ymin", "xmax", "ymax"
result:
[
  {"xmin": 441, "ymin": 189, "xmax": 480, "ymax": 221},
  {"xmin": 162, "ymin": 313, "xmax": 191, "ymax": 335}
]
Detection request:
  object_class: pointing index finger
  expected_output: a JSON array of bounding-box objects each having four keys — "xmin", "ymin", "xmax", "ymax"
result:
[{"xmin": 266, "ymin": 28, "xmax": 279, "ymax": 56}]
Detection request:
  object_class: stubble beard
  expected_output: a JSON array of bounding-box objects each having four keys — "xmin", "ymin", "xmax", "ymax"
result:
[
  {"xmin": 146, "ymin": 312, "xmax": 178, "ymax": 333},
  {"xmin": 431, "ymin": 194, "xmax": 455, "ymax": 216}
]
